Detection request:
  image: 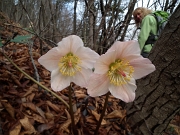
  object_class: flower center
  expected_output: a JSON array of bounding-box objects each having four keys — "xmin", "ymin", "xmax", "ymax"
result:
[
  {"xmin": 107, "ymin": 59, "xmax": 134, "ymax": 86},
  {"xmin": 58, "ymin": 53, "xmax": 81, "ymax": 76}
]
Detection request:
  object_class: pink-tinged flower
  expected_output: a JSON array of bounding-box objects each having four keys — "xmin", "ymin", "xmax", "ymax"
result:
[
  {"xmin": 38, "ymin": 35, "xmax": 99, "ymax": 91},
  {"xmin": 87, "ymin": 40, "xmax": 155, "ymax": 103}
]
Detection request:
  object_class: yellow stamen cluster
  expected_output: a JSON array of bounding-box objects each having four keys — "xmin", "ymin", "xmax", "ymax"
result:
[
  {"xmin": 107, "ymin": 59, "xmax": 134, "ymax": 86},
  {"xmin": 58, "ymin": 53, "xmax": 81, "ymax": 76}
]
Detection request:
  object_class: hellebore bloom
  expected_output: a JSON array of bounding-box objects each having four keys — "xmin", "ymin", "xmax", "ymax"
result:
[
  {"xmin": 38, "ymin": 35, "xmax": 99, "ymax": 91},
  {"xmin": 87, "ymin": 40, "xmax": 155, "ymax": 103}
]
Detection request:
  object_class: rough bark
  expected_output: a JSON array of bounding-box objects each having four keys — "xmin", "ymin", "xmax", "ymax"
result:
[{"xmin": 126, "ymin": 4, "xmax": 180, "ymax": 135}]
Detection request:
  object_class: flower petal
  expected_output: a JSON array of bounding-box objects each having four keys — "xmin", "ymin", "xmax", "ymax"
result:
[
  {"xmin": 107, "ymin": 41, "xmax": 123, "ymax": 53},
  {"xmin": 109, "ymin": 78, "xmax": 137, "ymax": 103},
  {"xmin": 57, "ymin": 35, "xmax": 84, "ymax": 55},
  {"xmin": 108, "ymin": 41, "xmax": 140, "ymax": 59},
  {"xmin": 72, "ymin": 68, "xmax": 92, "ymax": 88},
  {"xmin": 130, "ymin": 58, "xmax": 156, "ymax": 79},
  {"xmin": 51, "ymin": 68, "xmax": 71, "ymax": 91},
  {"xmin": 75, "ymin": 46, "xmax": 99, "ymax": 69},
  {"xmin": 38, "ymin": 47, "xmax": 62, "ymax": 71},
  {"xmin": 120, "ymin": 40, "xmax": 141, "ymax": 58},
  {"xmin": 94, "ymin": 51, "xmax": 116, "ymax": 74},
  {"xmin": 123, "ymin": 54, "xmax": 141, "ymax": 62},
  {"xmin": 87, "ymin": 74, "xmax": 109, "ymax": 97}
]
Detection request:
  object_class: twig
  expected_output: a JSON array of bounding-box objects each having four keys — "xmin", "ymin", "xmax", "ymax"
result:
[
  {"xmin": 2, "ymin": 32, "xmax": 18, "ymax": 47},
  {"xmin": 94, "ymin": 92, "xmax": 110, "ymax": 135},
  {"xmin": 68, "ymin": 84, "xmax": 78, "ymax": 135},
  {"xmin": 3, "ymin": 22, "xmax": 57, "ymax": 47},
  {"xmin": 1, "ymin": 50, "xmax": 69, "ymax": 108},
  {"xmin": 28, "ymin": 42, "xmax": 40, "ymax": 82},
  {"xmin": 3, "ymin": 23, "xmax": 57, "ymax": 47},
  {"xmin": 8, "ymin": 0, "xmax": 57, "ymax": 51},
  {"xmin": 19, "ymin": 0, "xmax": 38, "ymax": 36}
]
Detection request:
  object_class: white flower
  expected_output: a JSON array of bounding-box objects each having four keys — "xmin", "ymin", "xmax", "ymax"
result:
[
  {"xmin": 38, "ymin": 35, "xmax": 99, "ymax": 91},
  {"xmin": 87, "ymin": 40, "xmax": 155, "ymax": 103}
]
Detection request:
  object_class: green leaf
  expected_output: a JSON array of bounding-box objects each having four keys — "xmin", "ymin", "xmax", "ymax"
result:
[{"xmin": 10, "ymin": 35, "xmax": 32, "ymax": 43}]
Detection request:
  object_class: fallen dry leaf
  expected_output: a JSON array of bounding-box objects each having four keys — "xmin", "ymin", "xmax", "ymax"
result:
[
  {"xmin": 112, "ymin": 122, "xmax": 121, "ymax": 130},
  {"xmin": 26, "ymin": 93, "xmax": 35, "ymax": 102},
  {"xmin": 44, "ymin": 112, "xmax": 54, "ymax": 121},
  {"xmin": 32, "ymin": 113, "xmax": 46, "ymax": 123},
  {"xmin": 46, "ymin": 100, "xmax": 61, "ymax": 112},
  {"xmin": 37, "ymin": 123, "xmax": 54, "ymax": 133},
  {"xmin": 11, "ymin": 74, "xmax": 22, "ymax": 87},
  {"xmin": 9, "ymin": 123, "xmax": 21, "ymax": 135},
  {"xmin": 1, "ymin": 100, "xmax": 15, "ymax": 118},
  {"xmin": 22, "ymin": 87, "xmax": 34, "ymax": 97},
  {"xmin": 105, "ymin": 125, "xmax": 112, "ymax": 133},
  {"xmin": 22, "ymin": 102, "xmax": 37, "ymax": 112},
  {"xmin": 86, "ymin": 116, "xmax": 97, "ymax": 124},
  {"xmin": 90, "ymin": 110, "xmax": 107, "ymax": 125},
  {"xmin": 64, "ymin": 109, "xmax": 71, "ymax": 119},
  {"xmin": 75, "ymin": 93, "xmax": 87, "ymax": 99},
  {"xmin": 36, "ymin": 106, "xmax": 46, "ymax": 118},
  {"xmin": 19, "ymin": 116, "xmax": 36, "ymax": 134},
  {"xmin": 59, "ymin": 108, "xmax": 81, "ymax": 133},
  {"xmin": 104, "ymin": 110, "xmax": 126, "ymax": 119}
]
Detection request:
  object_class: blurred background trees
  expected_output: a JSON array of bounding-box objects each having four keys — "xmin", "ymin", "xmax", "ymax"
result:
[{"xmin": 1, "ymin": 0, "xmax": 179, "ymax": 53}]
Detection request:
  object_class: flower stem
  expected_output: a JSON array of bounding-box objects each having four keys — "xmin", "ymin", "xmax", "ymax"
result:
[
  {"xmin": 68, "ymin": 85, "xmax": 77, "ymax": 134},
  {"xmin": 94, "ymin": 92, "xmax": 110, "ymax": 135},
  {"xmin": 1, "ymin": 51, "xmax": 69, "ymax": 108}
]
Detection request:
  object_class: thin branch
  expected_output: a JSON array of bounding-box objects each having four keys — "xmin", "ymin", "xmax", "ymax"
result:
[
  {"xmin": 19, "ymin": 0, "xmax": 38, "ymax": 36},
  {"xmin": 3, "ymin": 23, "xmax": 57, "ymax": 47},
  {"xmin": 28, "ymin": 42, "xmax": 40, "ymax": 82},
  {"xmin": 94, "ymin": 92, "xmax": 110, "ymax": 135},
  {"xmin": 68, "ymin": 84, "xmax": 78, "ymax": 134}
]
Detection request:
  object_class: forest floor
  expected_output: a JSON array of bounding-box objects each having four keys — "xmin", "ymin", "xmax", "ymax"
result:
[{"xmin": 0, "ymin": 12, "xmax": 180, "ymax": 135}]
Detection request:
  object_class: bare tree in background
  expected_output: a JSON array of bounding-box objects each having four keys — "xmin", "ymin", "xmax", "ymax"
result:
[
  {"xmin": 0, "ymin": 0, "xmax": 179, "ymax": 46},
  {"xmin": 84, "ymin": 0, "xmax": 135, "ymax": 54},
  {"xmin": 0, "ymin": 0, "xmax": 75, "ymax": 42},
  {"xmin": 119, "ymin": 0, "xmax": 137, "ymax": 41},
  {"xmin": 73, "ymin": 0, "xmax": 78, "ymax": 34},
  {"xmin": 85, "ymin": 0, "xmax": 96, "ymax": 49}
]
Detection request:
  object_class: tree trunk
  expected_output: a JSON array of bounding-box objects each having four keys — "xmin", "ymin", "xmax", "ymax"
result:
[
  {"xmin": 126, "ymin": 4, "xmax": 180, "ymax": 135},
  {"xmin": 88, "ymin": 0, "xmax": 95, "ymax": 49},
  {"xmin": 73, "ymin": 0, "xmax": 78, "ymax": 34},
  {"xmin": 119, "ymin": 0, "xmax": 136, "ymax": 41}
]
